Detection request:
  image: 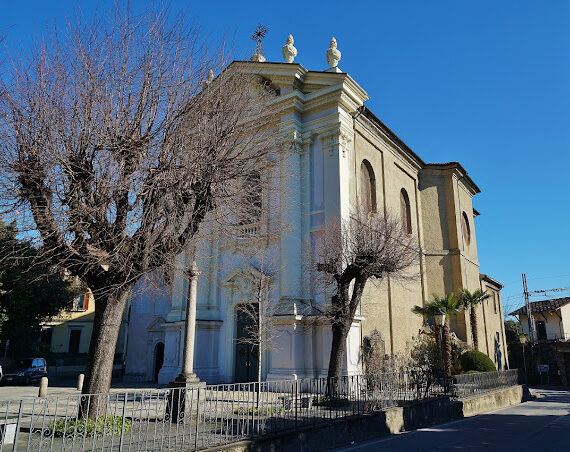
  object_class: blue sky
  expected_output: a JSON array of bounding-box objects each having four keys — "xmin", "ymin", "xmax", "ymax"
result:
[{"xmin": 1, "ymin": 1, "xmax": 568, "ymax": 315}]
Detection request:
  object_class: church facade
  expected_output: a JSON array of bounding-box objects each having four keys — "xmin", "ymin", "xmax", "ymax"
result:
[{"xmin": 124, "ymin": 44, "xmax": 508, "ymax": 385}]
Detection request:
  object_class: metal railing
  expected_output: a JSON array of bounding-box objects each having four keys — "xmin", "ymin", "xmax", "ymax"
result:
[
  {"xmin": 0, "ymin": 370, "xmax": 519, "ymax": 451},
  {"xmin": 452, "ymin": 369, "xmax": 521, "ymax": 398}
]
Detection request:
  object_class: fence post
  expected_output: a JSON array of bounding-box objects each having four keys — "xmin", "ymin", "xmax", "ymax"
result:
[
  {"xmin": 294, "ymin": 379, "xmax": 298, "ymax": 430},
  {"xmin": 118, "ymin": 392, "xmax": 128, "ymax": 452},
  {"xmin": 11, "ymin": 400, "xmax": 23, "ymax": 452},
  {"xmin": 194, "ymin": 388, "xmax": 200, "ymax": 451}
]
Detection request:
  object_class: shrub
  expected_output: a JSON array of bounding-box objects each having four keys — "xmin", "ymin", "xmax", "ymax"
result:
[
  {"xmin": 459, "ymin": 351, "xmax": 496, "ymax": 373},
  {"xmin": 50, "ymin": 415, "xmax": 132, "ymax": 437}
]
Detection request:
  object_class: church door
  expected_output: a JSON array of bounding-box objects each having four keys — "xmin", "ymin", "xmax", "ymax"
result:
[
  {"xmin": 234, "ymin": 305, "xmax": 259, "ymax": 383},
  {"xmin": 154, "ymin": 342, "xmax": 165, "ymax": 382}
]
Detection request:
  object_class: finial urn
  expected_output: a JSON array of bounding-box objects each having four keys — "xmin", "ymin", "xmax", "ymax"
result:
[
  {"xmin": 282, "ymin": 34, "xmax": 297, "ymax": 63},
  {"xmin": 326, "ymin": 37, "xmax": 341, "ymax": 68},
  {"xmin": 250, "ymin": 52, "xmax": 266, "ymax": 62},
  {"xmin": 202, "ymin": 68, "xmax": 214, "ymax": 89}
]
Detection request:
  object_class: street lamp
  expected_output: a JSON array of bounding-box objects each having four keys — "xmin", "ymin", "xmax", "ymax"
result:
[
  {"xmin": 433, "ymin": 307, "xmax": 448, "ymax": 390},
  {"xmin": 433, "ymin": 308, "xmax": 446, "ymax": 328},
  {"xmin": 433, "ymin": 307, "xmax": 446, "ymax": 366}
]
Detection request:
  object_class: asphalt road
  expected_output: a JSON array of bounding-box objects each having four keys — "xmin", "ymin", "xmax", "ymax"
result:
[{"xmin": 338, "ymin": 388, "xmax": 570, "ymax": 451}]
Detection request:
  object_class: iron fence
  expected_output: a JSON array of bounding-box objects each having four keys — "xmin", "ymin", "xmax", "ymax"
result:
[
  {"xmin": 452, "ymin": 369, "xmax": 521, "ymax": 398},
  {"xmin": 0, "ymin": 370, "xmax": 519, "ymax": 451}
]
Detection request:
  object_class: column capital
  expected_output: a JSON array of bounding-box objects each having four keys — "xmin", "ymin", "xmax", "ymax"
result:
[{"xmin": 186, "ymin": 261, "xmax": 200, "ymax": 278}]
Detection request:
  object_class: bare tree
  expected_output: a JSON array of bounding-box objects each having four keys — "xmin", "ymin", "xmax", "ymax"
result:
[
  {"xmin": 311, "ymin": 209, "xmax": 419, "ymax": 382},
  {"xmin": 233, "ymin": 248, "xmax": 283, "ymax": 385},
  {"xmin": 0, "ymin": 4, "xmax": 282, "ymax": 412}
]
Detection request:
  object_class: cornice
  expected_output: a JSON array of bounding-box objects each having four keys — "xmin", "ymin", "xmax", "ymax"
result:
[
  {"xmin": 357, "ymin": 107, "xmax": 424, "ymax": 171},
  {"xmin": 480, "ymin": 273, "xmax": 504, "ymax": 289},
  {"xmin": 422, "ymin": 163, "xmax": 481, "ymax": 195}
]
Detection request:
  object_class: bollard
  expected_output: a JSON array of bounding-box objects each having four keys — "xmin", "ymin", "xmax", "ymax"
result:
[
  {"xmin": 38, "ymin": 377, "xmax": 48, "ymax": 397},
  {"xmin": 77, "ymin": 373, "xmax": 84, "ymax": 392}
]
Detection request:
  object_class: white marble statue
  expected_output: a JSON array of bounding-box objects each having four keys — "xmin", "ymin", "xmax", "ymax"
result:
[
  {"xmin": 326, "ymin": 37, "xmax": 341, "ymax": 68},
  {"xmin": 282, "ymin": 35, "xmax": 297, "ymax": 63}
]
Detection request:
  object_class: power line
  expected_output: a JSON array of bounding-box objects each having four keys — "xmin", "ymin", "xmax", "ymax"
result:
[{"xmin": 530, "ymin": 286, "xmax": 570, "ymax": 295}]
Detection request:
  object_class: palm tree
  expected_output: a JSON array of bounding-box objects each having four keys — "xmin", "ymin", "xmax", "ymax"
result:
[
  {"xmin": 413, "ymin": 293, "xmax": 463, "ymax": 377},
  {"xmin": 459, "ymin": 289, "xmax": 491, "ymax": 351}
]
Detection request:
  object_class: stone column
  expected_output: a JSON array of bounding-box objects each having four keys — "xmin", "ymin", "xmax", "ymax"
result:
[
  {"xmin": 174, "ymin": 261, "xmax": 202, "ymax": 384},
  {"xmin": 168, "ymin": 261, "xmax": 203, "ymax": 422}
]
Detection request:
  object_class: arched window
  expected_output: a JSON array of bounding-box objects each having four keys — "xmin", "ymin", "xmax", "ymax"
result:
[
  {"xmin": 360, "ymin": 160, "xmax": 376, "ymax": 212},
  {"xmin": 400, "ymin": 188, "xmax": 412, "ymax": 234},
  {"xmin": 462, "ymin": 211, "xmax": 471, "ymax": 245},
  {"xmin": 241, "ymin": 171, "xmax": 262, "ymax": 224}
]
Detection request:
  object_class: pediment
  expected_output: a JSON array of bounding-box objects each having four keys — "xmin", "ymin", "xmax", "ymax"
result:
[
  {"xmin": 147, "ymin": 316, "xmax": 166, "ymax": 332},
  {"xmin": 221, "ymin": 262, "xmax": 270, "ymax": 288}
]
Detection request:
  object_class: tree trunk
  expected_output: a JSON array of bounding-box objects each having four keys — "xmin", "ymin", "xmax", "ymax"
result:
[
  {"xmin": 470, "ymin": 306, "xmax": 479, "ymax": 350},
  {"xmin": 327, "ymin": 322, "xmax": 349, "ymax": 397},
  {"xmin": 80, "ymin": 288, "xmax": 130, "ymax": 418},
  {"xmin": 442, "ymin": 321, "xmax": 452, "ymax": 377}
]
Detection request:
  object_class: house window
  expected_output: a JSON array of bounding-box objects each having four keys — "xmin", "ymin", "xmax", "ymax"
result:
[
  {"xmin": 68, "ymin": 328, "xmax": 82, "ymax": 353},
  {"xmin": 40, "ymin": 329, "xmax": 53, "ymax": 348},
  {"xmin": 359, "ymin": 160, "xmax": 376, "ymax": 212},
  {"xmin": 400, "ymin": 188, "xmax": 412, "ymax": 234},
  {"xmin": 462, "ymin": 212, "xmax": 471, "ymax": 245},
  {"xmin": 536, "ymin": 321, "xmax": 547, "ymax": 341},
  {"xmin": 70, "ymin": 293, "xmax": 88, "ymax": 312}
]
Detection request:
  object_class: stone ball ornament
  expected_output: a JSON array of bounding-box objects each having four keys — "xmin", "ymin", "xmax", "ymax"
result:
[
  {"xmin": 326, "ymin": 37, "xmax": 341, "ymax": 68},
  {"xmin": 282, "ymin": 34, "xmax": 297, "ymax": 63}
]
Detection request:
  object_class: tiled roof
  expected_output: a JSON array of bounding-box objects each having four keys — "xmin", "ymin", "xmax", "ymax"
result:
[{"xmin": 509, "ymin": 297, "xmax": 570, "ymax": 316}]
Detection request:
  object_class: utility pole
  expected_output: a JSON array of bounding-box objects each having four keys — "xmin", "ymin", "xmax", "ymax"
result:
[{"xmin": 522, "ymin": 273, "xmax": 536, "ymax": 344}]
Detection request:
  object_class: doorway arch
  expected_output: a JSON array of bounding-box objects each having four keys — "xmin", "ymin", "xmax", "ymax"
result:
[{"xmin": 153, "ymin": 342, "xmax": 165, "ymax": 382}]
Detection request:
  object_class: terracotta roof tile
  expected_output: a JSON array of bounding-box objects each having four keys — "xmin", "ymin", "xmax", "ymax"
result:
[{"xmin": 509, "ymin": 297, "xmax": 570, "ymax": 316}]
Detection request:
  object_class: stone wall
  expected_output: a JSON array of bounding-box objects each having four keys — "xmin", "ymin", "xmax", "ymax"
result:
[{"xmin": 208, "ymin": 385, "xmax": 529, "ymax": 452}]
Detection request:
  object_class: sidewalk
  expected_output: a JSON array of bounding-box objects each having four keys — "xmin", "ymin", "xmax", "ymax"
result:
[{"xmin": 0, "ymin": 380, "xmax": 165, "ymax": 401}]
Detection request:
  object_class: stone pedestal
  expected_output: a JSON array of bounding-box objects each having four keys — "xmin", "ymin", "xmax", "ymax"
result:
[{"xmin": 167, "ymin": 378, "xmax": 206, "ymax": 423}]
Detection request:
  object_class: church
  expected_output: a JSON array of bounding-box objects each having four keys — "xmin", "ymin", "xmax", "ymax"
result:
[{"xmin": 123, "ymin": 36, "xmax": 509, "ymax": 385}]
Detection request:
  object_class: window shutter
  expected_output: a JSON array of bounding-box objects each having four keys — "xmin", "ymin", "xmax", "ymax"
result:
[{"xmin": 83, "ymin": 292, "xmax": 90, "ymax": 310}]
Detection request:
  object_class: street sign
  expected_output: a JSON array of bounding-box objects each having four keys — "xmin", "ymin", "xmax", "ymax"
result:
[{"xmin": 537, "ymin": 364, "xmax": 549, "ymax": 372}]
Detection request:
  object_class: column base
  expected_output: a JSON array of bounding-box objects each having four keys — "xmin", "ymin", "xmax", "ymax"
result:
[{"xmin": 169, "ymin": 373, "xmax": 206, "ymax": 388}]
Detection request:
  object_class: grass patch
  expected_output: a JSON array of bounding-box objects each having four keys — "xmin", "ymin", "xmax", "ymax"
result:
[
  {"xmin": 50, "ymin": 415, "xmax": 132, "ymax": 437},
  {"xmin": 233, "ymin": 406, "xmax": 284, "ymax": 416},
  {"xmin": 312, "ymin": 397, "xmax": 351, "ymax": 408}
]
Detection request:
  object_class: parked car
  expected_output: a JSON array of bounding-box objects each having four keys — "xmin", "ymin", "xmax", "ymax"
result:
[{"xmin": 2, "ymin": 358, "xmax": 47, "ymax": 385}]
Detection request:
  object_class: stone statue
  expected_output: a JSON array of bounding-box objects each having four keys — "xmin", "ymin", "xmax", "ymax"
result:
[
  {"xmin": 326, "ymin": 37, "xmax": 341, "ymax": 68},
  {"xmin": 202, "ymin": 69, "xmax": 214, "ymax": 89},
  {"xmin": 282, "ymin": 34, "xmax": 297, "ymax": 63}
]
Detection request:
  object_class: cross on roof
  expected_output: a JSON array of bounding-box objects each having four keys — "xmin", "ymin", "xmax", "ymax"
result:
[{"xmin": 251, "ymin": 24, "xmax": 268, "ymax": 55}]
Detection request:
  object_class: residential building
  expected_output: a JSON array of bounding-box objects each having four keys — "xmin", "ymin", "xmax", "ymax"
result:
[
  {"xmin": 41, "ymin": 289, "xmax": 129, "ymax": 380},
  {"xmin": 510, "ymin": 297, "xmax": 570, "ymax": 342}
]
